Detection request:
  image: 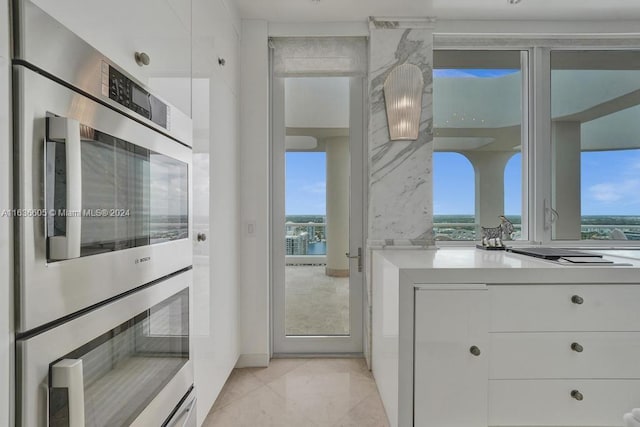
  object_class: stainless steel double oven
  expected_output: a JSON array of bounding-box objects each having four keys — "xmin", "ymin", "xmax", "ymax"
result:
[{"xmin": 12, "ymin": 1, "xmax": 195, "ymax": 425}]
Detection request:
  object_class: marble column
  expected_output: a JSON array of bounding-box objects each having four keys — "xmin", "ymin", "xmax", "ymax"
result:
[
  {"xmin": 368, "ymin": 18, "xmax": 435, "ymax": 249},
  {"xmin": 325, "ymin": 136, "xmax": 350, "ymax": 277}
]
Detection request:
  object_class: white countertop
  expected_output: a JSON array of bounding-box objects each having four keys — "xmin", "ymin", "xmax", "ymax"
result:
[{"xmin": 372, "ymin": 247, "xmax": 640, "ymax": 285}]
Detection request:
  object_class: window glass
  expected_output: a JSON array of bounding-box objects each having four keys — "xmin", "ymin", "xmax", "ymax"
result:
[
  {"xmin": 433, "ymin": 152, "xmax": 475, "ymax": 240},
  {"xmin": 433, "ymin": 50, "xmax": 526, "ymax": 241},
  {"xmin": 504, "ymin": 153, "xmax": 523, "ymax": 239},
  {"xmin": 551, "ymin": 51, "xmax": 640, "ymax": 241}
]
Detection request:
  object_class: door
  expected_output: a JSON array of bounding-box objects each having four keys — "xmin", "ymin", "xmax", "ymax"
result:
[
  {"xmin": 272, "ymin": 76, "xmax": 365, "ymax": 354},
  {"xmin": 414, "ymin": 287, "xmax": 489, "ymax": 427},
  {"xmin": 17, "ymin": 271, "xmax": 193, "ymax": 427},
  {"xmin": 14, "ymin": 66, "xmax": 192, "ymax": 333}
]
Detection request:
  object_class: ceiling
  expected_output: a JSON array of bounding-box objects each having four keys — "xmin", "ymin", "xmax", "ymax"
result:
[{"xmin": 234, "ymin": 0, "xmax": 640, "ymax": 22}]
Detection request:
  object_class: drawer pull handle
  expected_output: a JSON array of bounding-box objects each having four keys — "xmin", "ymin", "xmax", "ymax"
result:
[
  {"xmin": 571, "ymin": 390, "xmax": 584, "ymax": 401},
  {"xmin": 571, "ymin": 342, "xmax": 584, "ymax": 353},
  {"xmin": 469, "ymin": 346, "xmax": 481, "ymax": 356},
  {"xmin": 571, "ymin": 295, "xmax": 584, "ymax": 305}
]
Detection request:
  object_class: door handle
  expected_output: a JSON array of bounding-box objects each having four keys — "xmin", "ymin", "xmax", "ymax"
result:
[
  {"xmin": 51, "ymin": 359, "xmax": 84, "ymax": 427},
  {"xmin": 345, "ymin": 247, "xmax": 362, "ymax": 273},
  {"xmin": 47, "ymin": 117, "xmax": 82, "ymax": 260}
]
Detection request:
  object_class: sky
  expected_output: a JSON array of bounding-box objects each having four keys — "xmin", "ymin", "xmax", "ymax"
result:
[{"xmin": 285, "ymin": 152, "xmax": 326, "ymax": 215}]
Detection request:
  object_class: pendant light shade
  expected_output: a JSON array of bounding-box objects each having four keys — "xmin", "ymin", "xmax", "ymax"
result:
[{"xmin": 383, "ymin": 63, "xmax": 424, "ymax": 140}]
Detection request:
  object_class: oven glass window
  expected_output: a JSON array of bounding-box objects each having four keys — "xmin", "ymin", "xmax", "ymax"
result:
[
  {"xmin": 46, "ymin": 124, "xmax": 188, "ymax": 259},
  {"xmin": 49, "ymin": 288, "xmax": 189, "ymax": 426}
]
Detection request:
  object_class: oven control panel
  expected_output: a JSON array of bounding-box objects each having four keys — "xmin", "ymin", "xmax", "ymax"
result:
[{"xmin": 101, "ymin": 61, "xmax": 170, "ymax": 130}]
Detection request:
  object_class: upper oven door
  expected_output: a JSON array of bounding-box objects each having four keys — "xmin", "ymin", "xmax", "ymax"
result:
[
  {"xmin": 14, "ymin": 65, "xmax": 193, "ymax": 333},
  {"xmin": 45, "ymin": 117, "xmax": 189, "ymax": 261}
]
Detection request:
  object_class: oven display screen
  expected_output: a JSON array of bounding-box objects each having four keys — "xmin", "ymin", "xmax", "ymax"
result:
[{"xmin": 132, "ymin": 85, "xmax": 150, "ymax": 110}]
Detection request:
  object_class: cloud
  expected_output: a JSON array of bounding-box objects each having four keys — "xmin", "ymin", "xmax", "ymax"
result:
[{"xmin": 589, "ymin": 179, "xmax": 640, "ymax": 204}]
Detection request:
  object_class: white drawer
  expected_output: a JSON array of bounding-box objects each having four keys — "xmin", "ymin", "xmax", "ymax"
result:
[
  {"xmin": 489, "ymin": 379, "xmax": 640, "ymax": 426},
  {"xmin": 490, "ymin": 285, "xmax": 640, "ymax": 332},
  {"xmin": 490, "ymin": 332, "xmax": 640, "ymax": 379}
]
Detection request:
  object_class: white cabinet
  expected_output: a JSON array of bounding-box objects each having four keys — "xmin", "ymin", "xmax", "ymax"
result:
[
  {"xmin": 191, "ymin": 0, "xmax": 241, "ymax": 425},
  {"xmin": 490, "ymin": 284, "xmax": 640, "ymax": 332},
  {"xmin": 414, "ymin": 286, "xmax": 489, "ymax": 427},
  {"xmin": 410, "ymin": 283, "xmax": 640, "ymax": 426},
  {"xmin": 490, "ymin": 332, "xmax": 640, "ymax": 379},
  {"xmin": 31, "ymin": 0, "xmax": 192, "ymax": 115},
  {"xmin": 489, "ymin": 380, "xmax": 640, "ymax": 426},
  {"xmin": 487, "ymin": 284, "xmax": 640, "ymax": 426},
  {"xmin": 370, "ymin": 250, "xmax": 640, "ymax": 427}
]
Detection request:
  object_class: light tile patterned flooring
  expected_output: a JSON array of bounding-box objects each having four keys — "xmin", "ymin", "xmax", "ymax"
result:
[{"xmin": 203, "ymin": 358, "xmax": 390, "ymax": 427}]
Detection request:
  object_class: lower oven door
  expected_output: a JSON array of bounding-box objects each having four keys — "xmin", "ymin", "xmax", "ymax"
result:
[
  {"xmin": 164, "ymin": 387, "xmax": 197, "ymax": 427},
  {"xmin": 16, "ymin": 270, "xmax": 193, "ymax": 427}
]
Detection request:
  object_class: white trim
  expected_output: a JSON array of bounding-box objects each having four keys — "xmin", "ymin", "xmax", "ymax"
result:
[
  {"xmin": 415, "ymin": 284, "xmax": 488, "ymax": 291},
  {"xmin": 235, "ymin": 353, "xmax": 270, "ymax": 368},
  {"xmin": 520, "ymin": 49, "xmax": 532, "ymax": 242},
  {"xmin": 268, "ymin": 22, "xmax": 369, "ymax": 38},
  {"xmin": 369, "ymin": 17, "xmax": 436, "ymax": 30},
  {"xmin": 434, "ymin": 20, "xmax": 640, "ymax": 36}
]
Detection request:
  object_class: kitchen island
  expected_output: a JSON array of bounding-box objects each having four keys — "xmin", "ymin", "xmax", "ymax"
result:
[{"xmin": 370, "ymin": 247, "xmax": 640, "ymax": 427}]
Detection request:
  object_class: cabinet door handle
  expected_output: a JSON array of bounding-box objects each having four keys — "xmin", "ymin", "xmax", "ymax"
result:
[
  {"xmin": 469, "ymin": 346, "xmax": 481, "ymax": 356},
  {"xmin": 571, "ymin": 390, "xmax": 584, "ymax": 401},
  {"xmin": 571, "ymin": 342, "xmax": 584, "ymax": 353},
  {"xmin": 571, "ymin": 295, "xmax": 584, "ymax": 305}
]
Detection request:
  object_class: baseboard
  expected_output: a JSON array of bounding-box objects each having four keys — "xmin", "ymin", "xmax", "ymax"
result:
[{"xmin": 235, "ymin": 353, "xmax": 270, "ymax": 368}]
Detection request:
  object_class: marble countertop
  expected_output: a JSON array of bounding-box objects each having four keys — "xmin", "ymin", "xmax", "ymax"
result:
[{"xmin": 372, "ymin": 247, "xmax": 640, "ymax": 285}]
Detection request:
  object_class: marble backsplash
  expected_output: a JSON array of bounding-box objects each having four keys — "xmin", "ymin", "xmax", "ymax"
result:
[{"xmin": 367, "ymin": 18, "xmax": 435, "ymax": 249}]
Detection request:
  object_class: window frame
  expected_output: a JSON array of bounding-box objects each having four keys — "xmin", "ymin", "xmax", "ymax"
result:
[
  {"xmin": 433, "ymin": 35, "xmax": 640, "ymax": 247},
  {"xmin": 432, "ymin": 44, "xmax": 532, "ymax": 245}
]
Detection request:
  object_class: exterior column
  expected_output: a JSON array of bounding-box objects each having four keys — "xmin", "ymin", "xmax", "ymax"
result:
[
  {"xmin": 552, "ymin": 121, "xmax": 582, "ymax": 240},
  {"xmin": 463, "ymin": 151, "xmax": 513, "ymax": 238},
  {"xmin": 325, "ymin": 136, "xmax": 350, "ymax": 277}
]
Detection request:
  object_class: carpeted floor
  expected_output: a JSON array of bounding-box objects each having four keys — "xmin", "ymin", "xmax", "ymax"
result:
[{"xmin": 284, "ymin": 265, "xmax": 349, "ymax": 336}]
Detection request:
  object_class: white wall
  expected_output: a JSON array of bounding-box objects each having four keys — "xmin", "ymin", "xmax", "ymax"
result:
[
  {"xmin": 192, "ymin": 0, "xmax": 242, "ymax": 423},
  {"xmin": 238, "ymin": 19, "xmax": 270, "ymax": 367},
  {"xmin": 285, "ymin": 77, "xmax": 350, "ymax": 128},
  {"xmin": 0, "ymin": 0, "xmax": 12, "ymax": 424}
]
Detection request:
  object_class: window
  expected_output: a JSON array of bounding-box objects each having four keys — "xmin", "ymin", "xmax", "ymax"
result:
[
  {"xmin": 551, "ymin": 50, "xmax": 640, "ymax": 241},
  {"xmin": 433, "ymin": 50, "xmax": 527, "ymax": 241}
]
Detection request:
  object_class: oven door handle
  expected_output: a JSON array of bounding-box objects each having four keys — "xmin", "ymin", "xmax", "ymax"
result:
[
  {"xmin": 47, "ymin": 117, "xmax": 82, "ymax": 260},
  {"xmin": 51, "ymin": 359, "xmax": 85, "ymax": 427}
]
